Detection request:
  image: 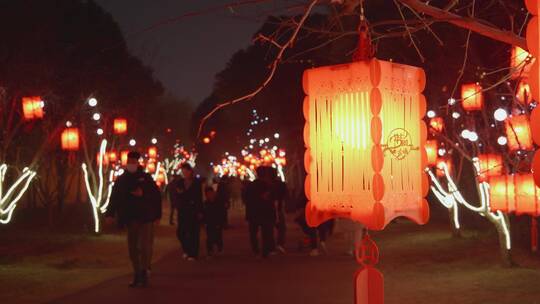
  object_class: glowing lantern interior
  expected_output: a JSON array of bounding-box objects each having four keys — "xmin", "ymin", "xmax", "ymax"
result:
[
  {"xmin": 120, "ymin": 150, "xmax": 129, "ymax": 166},
  {"xmin": 517, "ymin": 81, "xmax": 532, "ymax": 104},
  {"xmin": 303, "ymin": 58, "xmax": 429, "ymax": 230},
  {"xmin": 505, "ymin": 115, "xmax": 533, "ymax": 151},
  {"xmin": 113, "ymin": 118, "xmax": 128, "ymax": 135},
  {"xmin": 22, "ymin": 96, "xmax": 44, "ymax": 120},
  {"xmin": 61, "ymin": 128, "xmax": 80, "ymax": 151},
  {"xmin": 489, "ymin": 174, "xmax": 540, "ymax": 216},
  {"xmin": 425, "ymin": 140, "xmax": 438, "ymax": 166},
  {"xmin": 461, "ymin": 83, "xmax": 483, "ymax": 111}
]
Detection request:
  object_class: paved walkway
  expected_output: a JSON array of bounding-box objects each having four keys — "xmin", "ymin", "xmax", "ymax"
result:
[{"xmin": 53, "ymin": 214, "xmax": 358, "ymax": 304}]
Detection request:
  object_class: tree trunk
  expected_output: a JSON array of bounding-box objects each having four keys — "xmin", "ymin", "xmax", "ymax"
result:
[{"xmin": 448, "ymin": 207, "xmax": 462, "ymax": 238}]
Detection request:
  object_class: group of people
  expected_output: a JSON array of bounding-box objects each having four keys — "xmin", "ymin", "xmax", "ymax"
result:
[{"xmin": 104, "ymin": 151, "xmax": 346, "ymax": 288}]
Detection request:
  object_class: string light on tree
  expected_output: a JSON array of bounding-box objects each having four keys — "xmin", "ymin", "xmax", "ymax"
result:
[
  {"xmin": 129, "ymin": 139, "xmax": 136, "ymax": 146},
  {"xmin": 494, "ymin": 108, "xmax": 508, "ymax": 121},
  {"xmin": 88, "ymin": 97, "xmax": 98, "ymax": 107}
]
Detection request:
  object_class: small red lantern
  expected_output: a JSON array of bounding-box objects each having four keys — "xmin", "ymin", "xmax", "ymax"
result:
[
  {"xmin": 146, "ymin": 161, "xmax": 156, "ymax": 173},
  {"xmin": 203, "ymin": 137, "xmax": 210, "ymax": 144},
  {"xmin": 22, "ymin": 96, "xmax": 44, "ymax": 120},
  {"xmin": 510, "ymin": 46, "xmax": 533, "ymax": 79},
  {"xmin": 61, "ymin": 128, "xmax": 80, "ymax": 151},
  {"xmin": 113, "ymin": 118, "xmax": 127, "ymax": 135},
  {"xmin": 429, "ymin": 117, "xmax": 444, "ymax": 133},
  {"xmin": 477, "ymin": 154, "xmax": 503, "ymax": 182},
  {"xmin": 425, "ymin": 140, "xmax": 438, "ymax": 166},
  {"xmin": 120, "ymin": 150, "xmax": 129, "ymax": 166},
  {"xmin": 148, "ymin": 146, "xmax": 158, "ymax": 159},
  {"xmin": 461, "ymin": 83, "xmax": 483, "ymax": 111},
  {"xmin": 489, "ymin": 174, "xmax": 540, "ymax": 216},
  {"xmin": 96, "ymin": 152, "xmax": 109, "ymax": 166},
  {"xmin": 505, "ymin": 115, "xmax": 533, "ymax": 151},
  {"xmin": 108, "ymin": 151, "xmax": 118, "ymax": 163}
]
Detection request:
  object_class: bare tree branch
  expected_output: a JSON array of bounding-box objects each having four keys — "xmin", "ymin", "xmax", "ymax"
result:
[
  {"xmin": 197, "ymin": 0, "xmax": 319, "ymax": 138},
  {"xmin": 396, "ymin": 0, "xmax": 527, "ymax": 49}
]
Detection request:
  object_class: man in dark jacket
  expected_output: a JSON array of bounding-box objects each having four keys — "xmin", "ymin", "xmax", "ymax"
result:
[
  {"xmin": 106, "ymin": 151, "xmax": 162, "ymax": 287},
  {"xmin": 169, "ymin": 163, "xmax": 203, "ymax": 260},
  {"xmin": 244, "ymin": 166, "xmax": 277, "ymax": 258}
]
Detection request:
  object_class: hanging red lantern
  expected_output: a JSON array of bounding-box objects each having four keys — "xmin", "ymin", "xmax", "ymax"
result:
[
  {"xmin": 489, "ymin": 174, "xmax": 540, "ymax": 216},
  {"xmin": 22, "ymin": 96, "xmax": 44, "ymax": 120},
  {"xmin": 203, "ymin": 137, "xmax": 210, "ymax": 144},
  {"xmin": 113, "ymin": 118, "xmax": 127, "ymax": 135},
  {"xmin": 146, "ymin": 161, "xmax": 156, "ymax": 173},
  {"xmin": 505, "ymin": 115, "xmax": 533, "ymax": 151},
  {"xmin": 61, "ymin": 128, "xmax": 80, "ymax": 151},
  {"xmin": 148, "ymin": 146, "xmax": 158, "ymax": 159},
  {"xmin": 477, "ymin": 154, "xmax": 503, "ymax": 182},
  {"xmin": 531, "ymin": 108, "xmax": 540, "ymax": 187},
  {"xmin": 429, "ymin": 117, "xmax": 444, "ymax": 133},
  {"xmin": 120, "ymin": 150, "xmax": 129, "ymax": 166},
  {"xmin": 425, "ymin": 140, "xmax": 438, "ymax": 166},
  {"xmin": 303, "ymin": 58, "xmax": 429, "ymax": 230},
  {"xmin": 461, "ymin": 83, "xmax": 483, "ymax": 111}
]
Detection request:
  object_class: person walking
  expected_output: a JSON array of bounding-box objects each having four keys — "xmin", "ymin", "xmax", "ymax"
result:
[
  {"xmin": 105, "ymin": 151, "xmax": 162, "ymax": 288},
  {"xmin": 203, "ymin": 186, "xmax": 225, "ymax": 256},
  {"xmin": 272, "ymin": 168, "xmax": 288, "ymax": 254},
  {"xmin": 244, "ymin": 166, "xmax": 277, "ymax": 258},
  {"xmin": 169, "ymin": 163, "xmax": 203, "ymax": 261}
]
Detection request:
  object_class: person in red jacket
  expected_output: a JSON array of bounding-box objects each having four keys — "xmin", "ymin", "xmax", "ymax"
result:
[{"xmin": 106, "ymin": 151, "xmax": 162, "ymax": 288}]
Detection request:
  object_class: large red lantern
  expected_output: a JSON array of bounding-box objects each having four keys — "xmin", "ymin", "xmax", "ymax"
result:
[
  {"xmin": 61, "ymin": 128, "xmax": 80, "ymax": 151},
  {"xmin": 22, "ymin": 96, "xmax": 44, "ymax": 120},
  {"xmin": 429, "ymin": 117, "xmax": 444, "ymax": 133},
  {"xmin": 489, "ymin": 174, "xmax": 540, "ymax": 216},
  {"xmin": 505, "ymin": 115, "xmax": 533, "ymax": 151},
  {"xmin": 303, "ymin": 58, "xmax": 429, "ymax": 231},
  {"xmin": 526, "ymin": 0, "xmax": 540, "ymax": 187},
  {"xmin": 461, "ymin": 83, "xmax": 483, "ymax": 111},
  {"xmin": 113, "ymin": 118, "xmax": 127, "ymax": 135},
  {"xmin": 477, "ymin": 154, "xmax": 503, "ymax": 182}
]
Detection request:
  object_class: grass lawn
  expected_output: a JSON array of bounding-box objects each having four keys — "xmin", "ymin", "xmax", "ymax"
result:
[{"xmin": 0, "ymin": 219, "xmax": 179, "ymax": 304}]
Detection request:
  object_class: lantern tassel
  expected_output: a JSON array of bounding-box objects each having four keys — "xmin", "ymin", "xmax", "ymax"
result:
[
  {"xmin": 354, "ymin": 231, "xmax": 384, "ymax": 304},
  {"xmin": 352, "ymin": 0, "xmax": 374, "ymax": 62}
]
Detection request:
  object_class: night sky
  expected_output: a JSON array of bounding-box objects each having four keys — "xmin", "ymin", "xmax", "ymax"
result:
[{"xmin": 96, "ymin": 0, "xmax": 302, "ymax": 106}]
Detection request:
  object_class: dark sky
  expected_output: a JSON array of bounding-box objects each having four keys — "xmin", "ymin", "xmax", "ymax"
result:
[{"xmin": 96, "ymin": 0, "xmax": 303, "ymax": 106}]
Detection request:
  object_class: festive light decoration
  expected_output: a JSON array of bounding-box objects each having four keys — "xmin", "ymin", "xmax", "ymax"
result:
[
  {"xmin": 203, "ymin": 137, "xmax": 211, "ymax": 144},
  {"xmin": 425, "ymin": 140, "xmax": 438, "ymax": 166},
  {"xmin": 477, "ymin": 154, "xmax": 503, "ymax": 182},
  {"xmin": 303, "ymin": 58, "xmax": 429, "ymax": 230},
  {"xmin": 113, "ymin": 118, "xmax": 127, "ymax": 135},
  {"xmin": 494, "ymin": 108, "xmax": 508, "ymax": 122},
  {"xmin": 82, "ymin": 140, "xmax": 117, "ymax": 233},
  {"xmin": 435, "ymin": 159, "xmax": 452, "ymax": 178},
  {"xmin": 489, "ymin": 174, "xmax": 540, "ymax": 216},
  {"xmin": 61, "ymin": 128, "xmax": 80, "ymax": 151},
  {"xmin": 0, "ymin": 165, "xmax": 37, "ymax": 224},
  {"xmin": 429, "ymin": 117, "xmax": 444, "ymax": 133},
  {"xmin": 22, "ymin": 96, "xmax": 44, "ymax": 121},
  {"xmin": 428, "ymin": 160, "xmax": 511, "ymax": 249},
  {"xmin": 461, "ymin": 83, "xmax": 483, "ymax": 111},
  {"xmin": 505, "ymin": 115, "xmax": 533, "ymax": 151}
]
